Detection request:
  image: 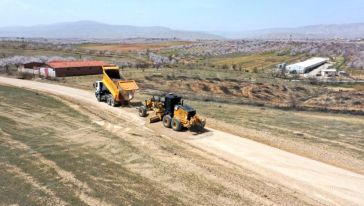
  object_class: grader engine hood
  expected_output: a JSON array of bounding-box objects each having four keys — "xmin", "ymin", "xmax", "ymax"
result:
[
  {"xmin": 190, "ymin": 115, "xmax": 206, "ymax": 129},
  {"xmin": 177, "ymin": 105, "xmax": 206, "ymax": 130}
]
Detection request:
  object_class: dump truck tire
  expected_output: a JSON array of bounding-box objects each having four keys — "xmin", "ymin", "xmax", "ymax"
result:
[
  {"xmin": 172, "ymin": 118, "xmax": 182, "ymax": 131},
  {"xmin": 107, "ymin": 95, "xmax": 113, "ymax": 106},
  {"xmin": 96, "ymin": 94, "xmax": 102, "ymax": 102},
  {"xmin": 110, "ymin": 98, "xmax": 116, "ymax": 107},
  {"xmin": 139, "ymin": 106, "xmax": 147, "ymax": 117},
  {"xmin": 163, "ymin": 115, "xmax": 172, "ymax": 128}
]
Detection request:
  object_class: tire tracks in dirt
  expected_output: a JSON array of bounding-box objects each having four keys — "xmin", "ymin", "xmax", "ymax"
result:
[
  {"xmin": 0, "ymin": 130, "xmax": 112, "ymax": 206},
  {"xmin": 0, "ymin": 161, "xmax": 67, "ymax": 206}
]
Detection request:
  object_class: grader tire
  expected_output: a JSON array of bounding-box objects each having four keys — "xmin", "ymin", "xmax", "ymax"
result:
[
  {"xmin": 172, "ymin": 118, "xmax": 182, "ymax": 131},
  {"xmin": 139, "ymin": 106, "xmax": 148, "ymax": 117},
  {"xmin": 163, "ymin": 115, "xmax": 172, "ymax": 128}
]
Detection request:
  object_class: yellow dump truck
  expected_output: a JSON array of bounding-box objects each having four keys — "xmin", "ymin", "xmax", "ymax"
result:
[{"xmin": 93, "ymin": 65, "xmax": 139, "ymax": 106}]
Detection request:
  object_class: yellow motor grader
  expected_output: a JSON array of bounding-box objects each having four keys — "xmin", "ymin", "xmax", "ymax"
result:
[{"xmin": 139, "ymin": 93, "xmax": 206, "ymax": 131}]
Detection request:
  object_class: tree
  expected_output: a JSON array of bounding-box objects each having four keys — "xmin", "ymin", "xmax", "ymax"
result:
[{"xmin": 232, "ymin": 64, "xmax": 237, "ymax": 71}]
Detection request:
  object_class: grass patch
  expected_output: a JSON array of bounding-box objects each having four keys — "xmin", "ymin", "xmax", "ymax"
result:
[
  {"xmin": 0, "ymin": 86, "xmax": 184, "ymax": 205},
  {"xmin": 206, "ymin": 53, "xmax": 305, "ymax": 72},
  {"xmin": 188, "ymin": 99, "xmax": 364, "ymax": 156}
]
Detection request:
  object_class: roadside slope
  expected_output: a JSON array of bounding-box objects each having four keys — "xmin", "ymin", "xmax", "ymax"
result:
[{"xmin": 1, "ymin": 76, "xmax": 363, "ymax": 206}]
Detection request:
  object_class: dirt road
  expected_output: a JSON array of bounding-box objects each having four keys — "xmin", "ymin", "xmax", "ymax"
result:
[{"xmin": 1, "ymin": 76, "xmax": 363, "ymax": 206}]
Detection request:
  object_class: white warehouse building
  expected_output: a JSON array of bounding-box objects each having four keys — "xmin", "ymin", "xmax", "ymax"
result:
[{"xmin": 286, "ymin": 57, "xmax": 328, "ymax": 74}]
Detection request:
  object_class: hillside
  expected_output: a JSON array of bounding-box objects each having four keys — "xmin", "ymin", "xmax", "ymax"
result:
[
  {"xmin": 0, "ymin": 21, "xmax": 222, "ymax": 40},
  {"xmin": 216, "ymin": 23, "xmax": 364, "ymax": 40}
]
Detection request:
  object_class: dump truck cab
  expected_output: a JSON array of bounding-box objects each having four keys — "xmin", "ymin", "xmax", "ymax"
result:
[{"xmin": 94, "ymin": 81, "xmax": 109, "ymax": 102}]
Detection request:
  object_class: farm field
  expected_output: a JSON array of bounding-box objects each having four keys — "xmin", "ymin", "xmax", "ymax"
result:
[
  {"xmin": 79, "ymin": 41, "xmax": 192, "ymax": 52},
  {"xmin": 0, "ymin": 85, "xmax": 324, "ymax": 206},
  {"xmin": 28, "ymin": 74, "xmax": 364, "ymax": 174},
  {"xmin": 1, "ymin": 1, "xmax": 364, "ymax": 205},
  {"xmin": 205, "ymin": 52, "xmax": 306, "ymax": 72},
  {"xmin": 1, "ymin": 39, "xmax": 364, "ymax": 205}
]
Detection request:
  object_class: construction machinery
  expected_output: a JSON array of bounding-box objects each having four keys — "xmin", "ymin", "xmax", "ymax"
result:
[
  {"xmin": 94, "ymin": 65, "xmax": 139, "ymax": 106},
  {"xmin": 139, "ymin": 93, "xmax": 206, "ymax": 131}
]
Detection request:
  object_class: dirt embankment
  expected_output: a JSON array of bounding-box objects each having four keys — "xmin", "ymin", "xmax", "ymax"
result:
[{"xmin": 140, "ymin": 75, "xmax": 364, "ymax": 114}]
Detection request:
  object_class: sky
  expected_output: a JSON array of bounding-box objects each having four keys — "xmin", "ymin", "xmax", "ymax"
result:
[{"xmin": 0, "ymin": 0, "xmax": 363, "ymax": 31}]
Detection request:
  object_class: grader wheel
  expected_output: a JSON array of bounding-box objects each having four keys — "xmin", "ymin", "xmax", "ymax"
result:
[
  {"xmin": 171, "ymin": 118, "xmax": 182, "ymax": 131},
  {"xmin": 163, "ymin": 115, "xmax": 172, "ymax": 128},
  {"xmin": 138, "ymin": 106, "xmax": 147, "ymax": 117}
]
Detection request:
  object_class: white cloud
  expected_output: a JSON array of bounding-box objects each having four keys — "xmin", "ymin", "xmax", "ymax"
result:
[{"xmin": 0, "ymin": 0, "xmax": 30, "ymax": 11}]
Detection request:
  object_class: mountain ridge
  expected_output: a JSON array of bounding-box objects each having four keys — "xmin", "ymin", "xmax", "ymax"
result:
[
  {"xmin": 214, "ymin": 23, "xmax": 364, "ymax": 39},
  {"xmin": 1, "ymin": 21, "xmax": 364, "ymax": 40},
  {"xmin": 0, "ymin": 20, "xmax": 222, "ymax": 40}
]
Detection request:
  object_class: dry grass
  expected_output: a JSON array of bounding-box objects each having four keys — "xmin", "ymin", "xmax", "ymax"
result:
[
  {"xmin": 187, "ymin": 99, "xmax": 364, "ymax": 174},
  {"xmin": 207, "ymin": 53, "xmax": 306, "ymax": 71},
  {"xmin": 0, "ymin": 85, "xmax": 318, "ymax": 206},
  {"xmin": 80, "ymin": 42, "xmax": 192, "ymax": 52}
]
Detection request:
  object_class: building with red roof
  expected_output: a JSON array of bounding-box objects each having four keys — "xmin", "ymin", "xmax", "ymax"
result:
[
  {"xmin": 19, "ymin": 60, "xmax": 108, "ymax": 78},
  {"xmin": 44, "ymin": 60, "xmax": 107, "ymax": 77}
]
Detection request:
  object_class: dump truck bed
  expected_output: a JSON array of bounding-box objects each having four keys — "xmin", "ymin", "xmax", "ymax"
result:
[
  {"xmin": 118, "ymin": 80, "xmax": 139, "ymax": 91},
  {"xmin": 102, "ymin": 66, "xmax": 138, "ymax": 102}
]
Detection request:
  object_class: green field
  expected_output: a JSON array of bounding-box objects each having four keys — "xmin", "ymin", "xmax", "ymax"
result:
[{"xmin": 205, "ymin": 52, "xmax": 306, "ymax": 71}]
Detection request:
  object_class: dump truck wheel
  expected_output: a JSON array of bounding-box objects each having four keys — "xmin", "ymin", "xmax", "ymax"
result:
[
  {"xmin": 106, "ymin": 96, "xmax": 112, "ymax": 105},
  {"xmin": 139, "ymin": 106, "xmax": 147, "ymax": 117},
  {"xmin": 96, "ymin": 94, "xmax": 102, "ymax": 102},
  {"xmin": 110, "ymin": 98, "xmax": 117, "ymax": 107},
  {"xmin": 163, "ymin": 115, "xmax": 172, "ymax": 128},
  {"xmin": 171, "ymin": 118, "xmax": 182, "ymax": 131}
]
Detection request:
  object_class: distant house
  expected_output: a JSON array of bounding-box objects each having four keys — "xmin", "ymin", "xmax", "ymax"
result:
[
  {"xmin": 286, "ymin": 57, "xmax": 328, "ymax": 74},
  {"xmin": 19, "ymin": 60, "xmax": 107, "ymax": 78}
]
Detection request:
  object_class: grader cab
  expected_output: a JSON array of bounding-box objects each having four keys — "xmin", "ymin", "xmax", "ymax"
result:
[{"xmin": 139, "ymin": 93, "xmax": 206, "ymax": 131}]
